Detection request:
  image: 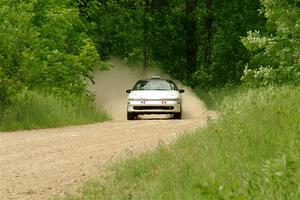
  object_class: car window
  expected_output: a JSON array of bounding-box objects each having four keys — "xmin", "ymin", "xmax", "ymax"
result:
[{"xmin": 133, "ymin": 80, "xmax": 178, "ymax": 90}]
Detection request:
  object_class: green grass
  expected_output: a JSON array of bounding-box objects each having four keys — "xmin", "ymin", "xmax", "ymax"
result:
[
  {"xmin": 0, "ymin": 90, "xmax": 110, "ymax": 131},
  {"xmin": 59, "ymin": 86, "xmax": 299, "ymax": 200},
  {"xmin": 194, "ymin": 85, "xmax": 242, "ymax": 110}
]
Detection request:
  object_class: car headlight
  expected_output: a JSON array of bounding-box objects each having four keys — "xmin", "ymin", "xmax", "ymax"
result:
[
  {"xmin": 166, "ymin": 98, "xmax": 181, "ymax": 104},
  {"xmin": 128, "ymin": 99, "xmax": 142, "ymax": 105},
  {"xmin": 128, "ymin": 98, "xmax": 141, "ymax": 101},
  {"xmin": 167, "ymin": 98, "xmax": 180, "ymax": 101}
]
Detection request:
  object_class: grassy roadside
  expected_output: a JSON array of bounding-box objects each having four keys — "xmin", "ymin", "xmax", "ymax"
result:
[
  {"xmin": 58, "ymin": 86, "xmax": 300, "ymax": 200},
  {"xmin": 0, "ymin": 90, "xmax": 110, "ymax": 131},
  {"xmin": 194, "ymin": 85, "xmax": 242, "ymax": 110}
]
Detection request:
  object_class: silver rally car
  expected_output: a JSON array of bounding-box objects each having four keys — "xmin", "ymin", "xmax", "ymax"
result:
[{"xmin": 126, "ymin": 76, "xmax": 184, "ymax": 120}]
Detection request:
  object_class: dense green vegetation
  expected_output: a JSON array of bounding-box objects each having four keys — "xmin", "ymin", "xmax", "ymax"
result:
[
  {"xmin": 194, "ymin": 85, "xmax": 241, "ymax": 110},
  {"xmin": 1, "ymin": 0, "xmax": 299, "ymax": 130},
  {"xmin": 0, "ymin": 0, "xmax": 108, "ymax": 100},
  {"xmin": 61, "ymin": 86, "xmax": 300, "ymax": 199},
  {"xmin": 0, "ymin": 0, "xmax": 110, "ymax": 130},
  {"xmin": 79, "ymin": 0, "xmax": 267, "ymax": 87},
  {"xmin": 242, "ymin": 0, "xmax": 300, "ymax": 87},
  {"xmin": 0, "ymin": 90, "xmax": 109, "ymax": 131},
  {"xmin": 74, "ymin": 0, "xmax": 299, "ymax": 87}
]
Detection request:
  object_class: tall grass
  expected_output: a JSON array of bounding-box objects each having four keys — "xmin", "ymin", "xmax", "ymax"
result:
[
  {"xmin": 194, "ymin": 85, "xmax": 241, "ymax": 110},
  {"xmin": 0, "ymin": 90, "xmax": 110, "ymax": 131},
  {"xmin": 60, "ymin": 86, "xmax": 300, "ymax": 199}
]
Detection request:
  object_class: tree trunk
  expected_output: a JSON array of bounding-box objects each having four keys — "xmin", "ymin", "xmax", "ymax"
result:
[
  {"xmin": 143, "ymin": 0, "xmax": 150, "ymax": 71},
  {"xmin": 204, "ymin": 0, "xmax": 213, "ymax": 66},
  {"xmin": 186, "ymin": 0, "xmax": 197, "ymax": 76}
]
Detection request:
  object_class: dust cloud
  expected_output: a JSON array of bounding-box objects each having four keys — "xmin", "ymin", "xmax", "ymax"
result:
[{"xmin": 89, "ymin": 58, "xmax": 211, "ymax": 121}]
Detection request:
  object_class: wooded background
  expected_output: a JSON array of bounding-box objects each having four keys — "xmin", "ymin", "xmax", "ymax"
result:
[{"xmin": 1, "ymin": 0, "xmax": 299, "ymax": 104}]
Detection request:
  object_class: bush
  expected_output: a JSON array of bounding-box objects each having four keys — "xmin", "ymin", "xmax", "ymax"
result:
[{"xmin": 0, "ymin": 90, "xmax": 109, "ymax": 131}]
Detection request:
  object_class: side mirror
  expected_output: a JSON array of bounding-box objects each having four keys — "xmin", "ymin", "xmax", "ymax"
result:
[
  {"xmin": 179, "ymin": 89, "xmax": 185, "ymax": 93},
  {"xmin": 126, "ymin": 89, "xmax": 132, "ymax": 93}
]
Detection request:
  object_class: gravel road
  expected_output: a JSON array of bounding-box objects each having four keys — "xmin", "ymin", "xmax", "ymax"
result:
[
  {"xmin": 0, "ymin": 59, "xmax": 216, "ymax": 199},
  {"xmin": 0, "ymin": 117, "xmax": 213, "ymax": 200}
]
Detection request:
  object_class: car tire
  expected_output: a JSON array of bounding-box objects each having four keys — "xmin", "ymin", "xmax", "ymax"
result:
[
  {"xmin": 127, "ymin": 112, "xmax": 135, "ymax": 120},
  {"xmin": 173, "ymin": 112, "xmax": 182, "ymax": 119}
]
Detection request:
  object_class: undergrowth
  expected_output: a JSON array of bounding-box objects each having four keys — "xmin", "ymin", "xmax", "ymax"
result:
[
  {"xmin": 0, "ymin": 90, "xmax": 109, "ymax": 131},
  {"xmin": 194, "ymin": 85, "xmax": 241, "ymax": 110}
]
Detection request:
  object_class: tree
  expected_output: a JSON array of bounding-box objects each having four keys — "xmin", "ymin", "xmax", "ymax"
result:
[
  {"xmin": 0, "ymin": 1, "xmax": 39, "ymax": 103},
  {"xmin": 75, "ymin": 0, "xmax": 269, "ymax": 88},
  {"xmin": 186, "ymin": 0, "xmax": 197, "ymax": 78},
  {"xmin": 203, "ymin": 0, "xmax": 213, "ymax": 67},
  {"xmin": 242, "ymin": 0, "xmax": 300, "ymax": 86},
  {"xmin": 194, "ymin": 0, "xmax": 266, "ymax": 88},
  {"xmin": 0, "ymin": 0, "xmax": 107, "ymax": 104}
]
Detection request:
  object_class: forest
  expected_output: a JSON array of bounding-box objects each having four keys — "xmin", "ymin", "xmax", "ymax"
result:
[{"xmin": 0, "ymin": 0, "xmax": 299, "ymax": 128}]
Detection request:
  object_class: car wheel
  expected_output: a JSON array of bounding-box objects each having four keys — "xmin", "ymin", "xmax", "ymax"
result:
[
  {"xmin": 127, "ymin": 112, "xmax": 135, "ymax": 120},
  {"xmin": 173, "ymin": 112, "xmax": 182, "ymax": 119}
]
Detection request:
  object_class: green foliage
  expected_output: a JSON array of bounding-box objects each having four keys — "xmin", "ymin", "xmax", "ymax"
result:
[
  {"xmin": 0, "ymin": 67, "xmax": 21, "ymax": 105},
  {"xmin": 0, "ymin": 0, "xmax": 107, "ymax": 103},
  {"xmin": 0, "ymin": 90, "xmax": 109, "ymax": 131},
  {"xmin": 81, "ymin": 0, "xmax": 267, "ymax": 88},
  {"xmin": 0, "ymin": 0, "xmax": 37, "ymax": 103},
  {"xmin": 2, "ymin": 0, "xmax": 294, "ymax": 97},
  {"xmin": 81, "ymin": 0, "xmax": 145, "ymax": 61},
  {"xmin": 60, "ymin": 86, "xmax": 300, "ymax": 199},
  {"xmin": 241, "ymin": 0, "xmax": 300, "ymax": 86},
  {"xmin": 193, "ymin": 0, "xmax": 267, "ymax": 88},
  {"xmin": 143, "ymin": 0, "xmax": 187, "ymax": 78},
  {"xmin": 0, "ymin": 0, "xmax": 112, "ymax": 129}
]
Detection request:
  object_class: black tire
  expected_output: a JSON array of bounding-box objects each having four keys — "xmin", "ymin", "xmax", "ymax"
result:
[
  {"xmin": 173, "ymin": 112, "xmax": 182, "ymax": 119},
  {"xmin": 127, "ymin": 112, "xmax": 135, "ymax": 120}
]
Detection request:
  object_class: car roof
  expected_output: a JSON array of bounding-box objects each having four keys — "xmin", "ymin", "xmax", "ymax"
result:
[{"xmin": 138, "ymin": 78, "xmax": 173, "ymax": 82}]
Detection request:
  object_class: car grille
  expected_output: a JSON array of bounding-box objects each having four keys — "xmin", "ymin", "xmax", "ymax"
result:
[{"xmin": 133, "ymin": 106, "xmax": 174, "ymax": 110}]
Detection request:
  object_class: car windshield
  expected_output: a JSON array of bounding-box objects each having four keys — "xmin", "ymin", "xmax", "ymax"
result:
[{"xmin": 133, "ymin": 80, "xmax": 178, "ymax": 91}]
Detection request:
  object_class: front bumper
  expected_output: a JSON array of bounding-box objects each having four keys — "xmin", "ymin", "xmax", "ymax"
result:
[{"xmin": 127, "ymin": 99, "xmax": 181, "ymax": 114}]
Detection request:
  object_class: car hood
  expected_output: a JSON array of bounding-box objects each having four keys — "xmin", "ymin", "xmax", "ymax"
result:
[{"xmin": 128, "ymin": 90, "xmax": 180, "ymax": 100}]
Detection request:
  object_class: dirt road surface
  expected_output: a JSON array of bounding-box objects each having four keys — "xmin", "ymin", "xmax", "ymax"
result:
[
  {"xmin": 0, "ymin": 59, "xmax": 216, "ymax": 200},
  {"xmin": 0, "ymin": 117, "xmax": 214, "ymax": 200}
]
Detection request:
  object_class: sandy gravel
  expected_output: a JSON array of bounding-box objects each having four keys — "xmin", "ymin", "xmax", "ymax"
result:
[{"xmin": 0, "ymin": 117, "xmax": 213, "ymax": 200}]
